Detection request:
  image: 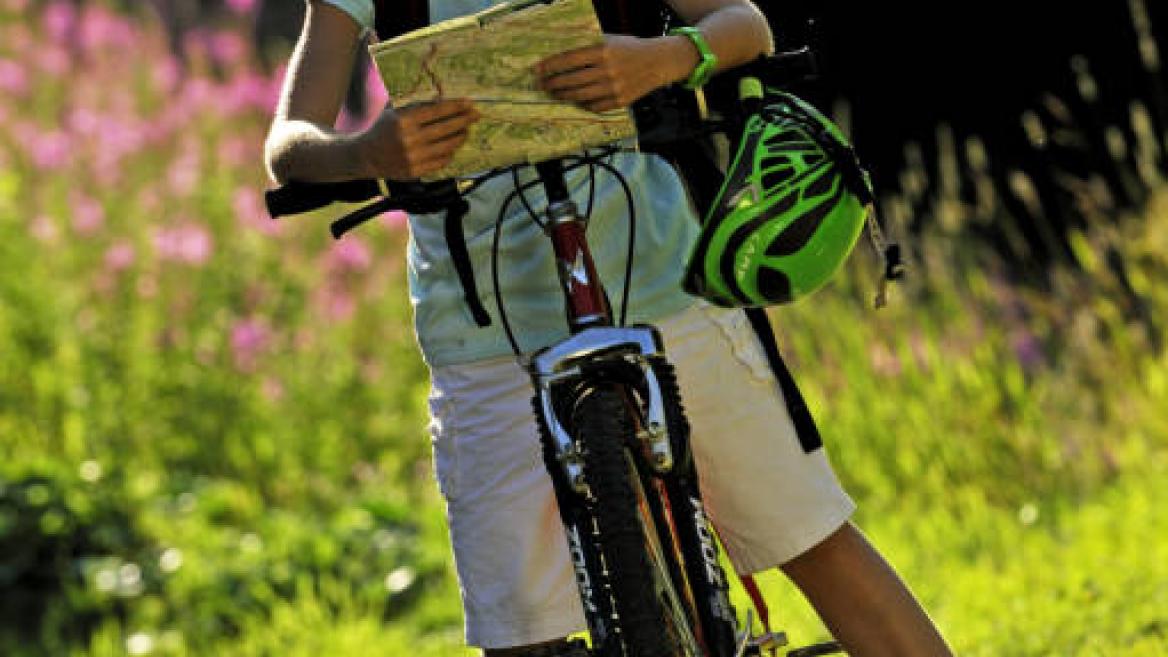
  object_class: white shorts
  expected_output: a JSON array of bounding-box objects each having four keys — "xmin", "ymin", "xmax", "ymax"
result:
[{"xmin": 426, "ymin": 302, "xmax": 855, "ymax": 649}]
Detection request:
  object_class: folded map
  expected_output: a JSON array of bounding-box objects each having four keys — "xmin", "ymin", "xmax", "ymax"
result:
[{"xmin": 369, "ymin": 0, "xmax": 637, "ymax": 181}]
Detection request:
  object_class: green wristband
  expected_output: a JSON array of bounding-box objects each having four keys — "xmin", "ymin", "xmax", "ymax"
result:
[{"xmin": 669, "ymin": 26, "xmax": 718, "ymax": 89}]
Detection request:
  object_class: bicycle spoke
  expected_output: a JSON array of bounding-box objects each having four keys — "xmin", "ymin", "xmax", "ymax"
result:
[{"xmin": 626, "ymin": 452, "xmax": 702, "ymax": 657}]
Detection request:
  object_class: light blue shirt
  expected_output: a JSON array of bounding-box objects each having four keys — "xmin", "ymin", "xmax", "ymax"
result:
[{"xmin": 325, "ymin": 0, "xmax": 700, "ymax": 366}]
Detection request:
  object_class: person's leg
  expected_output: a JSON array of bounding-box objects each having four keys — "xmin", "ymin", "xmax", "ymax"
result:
[
  {"xmin": 781, "ymin": 522, "xmax": 954, "ymax": 657},
  {"xmin": 657, "ymin": 303, "xmax": 952, "ymax": 655},
  {"xmin": 426, "ymin": 356, "xmax": 587, "ymax": 652}
]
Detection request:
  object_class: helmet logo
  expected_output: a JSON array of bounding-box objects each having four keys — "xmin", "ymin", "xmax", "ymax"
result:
[{"xmin": 737, "ymin": 233, "xmax": 760, "ymax": 283}]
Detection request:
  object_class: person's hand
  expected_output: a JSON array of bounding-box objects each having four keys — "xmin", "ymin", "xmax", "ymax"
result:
[
  {"xmin": 535, "ymin": 35, "xmax": 679, "ymax": 113},
  {"xmin": 356, "ymin": 98, "xmax": 481, "ymax": 180}
]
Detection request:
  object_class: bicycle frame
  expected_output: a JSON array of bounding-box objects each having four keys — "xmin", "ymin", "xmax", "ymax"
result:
[{"xmin": 538, "ymin": 160, "xmax": 611, "ymax": 331}]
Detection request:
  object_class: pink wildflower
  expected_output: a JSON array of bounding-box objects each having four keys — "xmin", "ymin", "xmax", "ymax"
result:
[
  {"xmin": 228, "ymin": 72, "xmax": 280, "ymax": 114},
  {"xmin": 207, "ymin": 30, "xmax": 247, "ymax": 65},
  {"xmin": 328, "ymin": 238, "xmax": 373, "ymax": 273},
  {"xmin": 230, "ymin": 318, "xmax": 271, "ymax": 372},
  {"xmin": 181, "ymin": 28, "xmax": 218, "ymax": 71},
  {"xmin": 153, "ymin": 223, "xmax": 213, "ymax": 266},
  {"xmin": 30, "ymin": 215, "xmax": 59, "ymax": 244},
  {"xmin": 225, "ymin": 0, "xmax": 257, "ymax": 14},
  {"xmin": 30, "ymin": 131, "xmax": 72, "ymax": 171},
  {"xmin": 0, "ymin": 59, "xmax": 28, "ymax": 96},
  {"xmin": 71, "ymin": 193, "xmax": 105, "ymax": 235},
  {"xmin": 152, "ymin": 59, "xmax": 181, "ymax": 93},
  {"xmin": 1010, "ymin": 328, "xmax": 1045, "ymax": 373},
  {"xmin": 218, "ymin": 135, "xmax": 254, "ymax": 169},
  {"xmin": 381, "ymin": 210, "xmax": 408, "ymax": 230},
  {"xmin": 33, "ymin": 45, "xmax": 69, "ymax": 76},
  {"xmin": 99, "ymin": 117, "xmax": 146, "ymax": 157},
  {"xmin": 233, "ymin": 187, "xmax": 279, "ymax": 235},
  {"xmin": 167, "ymin": 149, "xmax": 202, "ymax": 197},
  {"xmin": 145, "ymin": 110, "xmax": 181, "ymax": 146},
  {"xmin": 138, "ymin": 189, "xmax": 161, "ymax": 215},
  {"xmin": 66, "ymin": 107, "xmax": 101, "ymax": 135},
  {"xmin": 323, "ymin": 289, "xmax": 356, "ymax": 322},
  {"xmin": 42, "ymin": 0, "xmax": 77, "ymax": 43},
  {"xmin": 180, "ymin": 77, "xmax": 216, "ymax": 110},
  {"xmin": 78, "ymin": 5, "xmax": 137, "ymax": 52},
  {"xmin": 104, "ymin": 241, "xmax": 136, "ymax": 273}
]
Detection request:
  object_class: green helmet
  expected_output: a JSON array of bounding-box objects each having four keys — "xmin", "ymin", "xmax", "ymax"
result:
[{"xmin": 683, "ymin": 89, "xmax": 875, "ymax": 307}]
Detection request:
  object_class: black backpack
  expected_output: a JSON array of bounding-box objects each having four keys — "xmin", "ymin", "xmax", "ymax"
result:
[{"xmin": 371, "ymin": 0, "xmax": 675, "ymax": 42}]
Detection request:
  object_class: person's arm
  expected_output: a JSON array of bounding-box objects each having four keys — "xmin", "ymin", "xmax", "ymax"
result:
[
  {"xmin": 264, "ymin": 2, "xmax": 480, "ymax": 184},
  {"xmin": 663, "ymin": 0, "xmax": 775, "ymax": 77},
  {"xmin": 535, "ymin": 0, "xmax": 772, "ymax": 113}
]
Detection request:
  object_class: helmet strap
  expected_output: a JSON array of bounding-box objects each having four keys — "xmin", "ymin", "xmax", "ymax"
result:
[{"xmin": 863, "ymin": 204, "xmax": 905, "ymax": 308}]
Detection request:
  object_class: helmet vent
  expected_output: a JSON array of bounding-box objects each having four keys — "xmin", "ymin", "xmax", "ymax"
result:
[
  {"xmin": 763, "ymin": 133, "xmax": 811, "ymax": 150},
  {"xmin": 760, "ymin": 165, "xmax": 796, "ymax": 190},
  {"xmin": 765, "ymin": 187, "xmax": 840, "ymax": 257},
  {"xmin": 756, "ymin": 266, "xmax": 792, "ymax": 304},
  {"xmin": 804, "ymin": 169, "xmax": 836, "ymax": 199}
]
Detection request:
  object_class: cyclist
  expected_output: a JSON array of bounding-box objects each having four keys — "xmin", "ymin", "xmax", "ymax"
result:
[{"xmin": 264, "ymin": 1, "xmax": 955, "ymax": 656}]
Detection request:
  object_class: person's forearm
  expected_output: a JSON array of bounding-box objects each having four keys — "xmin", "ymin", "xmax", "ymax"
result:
[
  {"xmin": 657, "ymin": 5, "xmax": 774, "ymax": 86},
  {"xmin": 264, "ymin": 119, "xmax": 370, "ymax": 185}
]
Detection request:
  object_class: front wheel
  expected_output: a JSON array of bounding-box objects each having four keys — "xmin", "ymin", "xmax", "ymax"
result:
[{"xmin": 572, "ymin": 386, "xmax": 700, "ymax": 657}]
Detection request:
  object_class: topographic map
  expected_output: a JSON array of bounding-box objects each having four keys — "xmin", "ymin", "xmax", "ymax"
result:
[{"xmin": 369, "ymin": 0, "xmax": 637, "ymax": 180}]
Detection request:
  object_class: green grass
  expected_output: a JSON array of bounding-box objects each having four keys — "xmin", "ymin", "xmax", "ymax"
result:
[{"xmin": 1, "ymin": 3, "xmax": 1166, "ymax": 655}]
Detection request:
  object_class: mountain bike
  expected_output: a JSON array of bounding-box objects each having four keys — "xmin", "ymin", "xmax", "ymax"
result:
[{"xmin": 265, "ymin": 49, "xmax": 846, "ymax": 657}]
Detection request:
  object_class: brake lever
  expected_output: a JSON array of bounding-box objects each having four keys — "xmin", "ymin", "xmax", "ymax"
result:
[{"xmin": 328, "ymin": 177, "xmax": 484, "ymax": 238}]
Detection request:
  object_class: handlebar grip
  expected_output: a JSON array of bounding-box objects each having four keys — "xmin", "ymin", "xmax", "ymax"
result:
[
  {"xmin": 763, "ymin": 47, "xmax": 819, "ymax": 85},
  {"xmin": 738, "ymin": 47, "xmax": 819, "ymax": 87},
  {"xmin": 265, "ymin": 179, "xmax": 383, "ymax": 219}
]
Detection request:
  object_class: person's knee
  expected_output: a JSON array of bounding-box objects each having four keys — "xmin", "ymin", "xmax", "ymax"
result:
[{"xmin": 784, "ymin": 522, "xmax": 861, "ymax": 571}]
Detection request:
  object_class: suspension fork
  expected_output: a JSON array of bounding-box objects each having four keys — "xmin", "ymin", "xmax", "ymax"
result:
[{"xmin": 536, "ymin": 160, "xmax": 611, "ymax": 331}]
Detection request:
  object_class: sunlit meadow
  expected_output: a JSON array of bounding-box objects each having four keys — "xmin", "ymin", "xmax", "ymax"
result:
[{"xmin": 0, "ymin": 2, "xmax": 1164, "ymax": 656}]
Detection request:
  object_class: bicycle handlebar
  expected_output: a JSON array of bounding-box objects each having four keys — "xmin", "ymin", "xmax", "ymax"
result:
[{"xmin": 264, "ymin": 48, "xmax": 819, "ymax": 228}]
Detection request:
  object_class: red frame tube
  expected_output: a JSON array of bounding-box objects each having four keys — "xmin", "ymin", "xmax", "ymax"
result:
[{"xmin": 548, "ymin": 216, "xmax": 611, "ymax": 331}]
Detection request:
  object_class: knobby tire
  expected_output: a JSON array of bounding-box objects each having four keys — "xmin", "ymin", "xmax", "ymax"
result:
[{"xmin": 572, "ymin": 386, "xmax": 694, "ymax": 657}]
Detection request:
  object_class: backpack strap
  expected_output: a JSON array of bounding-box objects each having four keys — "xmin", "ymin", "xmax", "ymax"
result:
[
  {"xmin": 369, "ymin": 0, "xmax": 492, "ymax": 328},
  {"xmin": 443, "ymin": 198, "xmax": 493, "ymax": 327},
  {"xmin": 743, "ymin": 308, "xmax": 823, "ymax": 453}
]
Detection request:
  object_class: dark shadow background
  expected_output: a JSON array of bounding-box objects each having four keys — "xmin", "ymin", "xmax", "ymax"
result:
[{"xmin": 758, "ymin": 0, "xmax": 1168, "ymax": 256}]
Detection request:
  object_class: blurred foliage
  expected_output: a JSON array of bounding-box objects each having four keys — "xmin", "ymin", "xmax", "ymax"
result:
[
  {"xmin": 0, "ymin": 463, "xmax": 151, "ymax": 649},
  {"xmin": 0, "ymin": 1, "xmax": 1165, "ymax": 656},
  {"xmin": 0, "ymin": 463, "xmax": 445, "ymax": 655}
]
